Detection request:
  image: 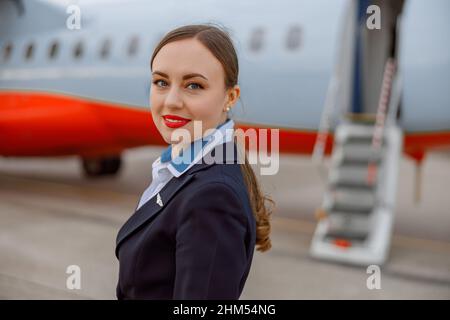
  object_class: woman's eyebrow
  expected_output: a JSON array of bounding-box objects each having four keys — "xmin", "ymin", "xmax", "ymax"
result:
[
  {"xmin": 182, "ymin": 73, "xmax": 208, "ymax": 81},
  {"xmin": 152, "ymin": 71, "xmax": 169, "ymax": 78},
  {"xmin": 152, "ymin": 71, "xmax": 208, "ymax": 81}
]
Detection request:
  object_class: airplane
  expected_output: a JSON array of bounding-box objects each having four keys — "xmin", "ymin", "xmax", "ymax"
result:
[{"xmin": 1, "ymin": 0, "xmax": 449, "ymax": 265}]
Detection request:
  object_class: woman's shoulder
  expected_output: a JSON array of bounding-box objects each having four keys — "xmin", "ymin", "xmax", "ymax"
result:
[
  {"xmin": 182, "ymin": 162, "xmax": 251, "ymax": 211},
  {"xmin": 175, "ymin": 140, "xmax": 252, "ymax": 210},
  {"xmin": 170, "ymin": 162, "xmax": 255, "ymax": 232},
  {"xmin": 190, "ymin": 161, "xmax": 244, "ymax": 191}
]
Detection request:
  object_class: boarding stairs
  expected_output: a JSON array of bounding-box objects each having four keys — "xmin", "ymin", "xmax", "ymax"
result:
[{"xmin": 310, "ymin": 58, "xmax": 403, "ymax": 266}]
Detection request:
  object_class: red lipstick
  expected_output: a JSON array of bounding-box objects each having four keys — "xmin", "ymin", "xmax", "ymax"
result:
[{"xmin": 162, "ymin": 114, "xmax": 191, "ymax": 129}]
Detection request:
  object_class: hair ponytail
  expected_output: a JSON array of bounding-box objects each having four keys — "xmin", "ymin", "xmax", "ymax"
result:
[{"xmin": 238, "ymin": 144, "xmax": 274, "ymax": 252}]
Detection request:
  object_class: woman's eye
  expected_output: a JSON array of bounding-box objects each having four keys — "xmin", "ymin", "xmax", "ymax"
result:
[
  {"xmin": 187, "ymin": 83, "xmax": 203, "ymax": 90},
  {"xmin": 153, "ymin": 79, "xmax": 167, "ymax": 87}
]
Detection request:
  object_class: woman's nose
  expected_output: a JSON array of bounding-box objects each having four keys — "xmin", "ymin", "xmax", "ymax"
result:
[{"xmin": 165, "ymin": 87, "xmax": 183, "ymax": 109}]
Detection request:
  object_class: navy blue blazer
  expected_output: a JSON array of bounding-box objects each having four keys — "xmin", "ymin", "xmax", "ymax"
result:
[{"xmin": 115, "ymin": 141, "xmax": 256, "ymax": 299}]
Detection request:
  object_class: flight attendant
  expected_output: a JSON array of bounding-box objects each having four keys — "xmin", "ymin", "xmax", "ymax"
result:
[{"xmin": 115, "ymin": 24, "xmax": 274, "ymax": 300}]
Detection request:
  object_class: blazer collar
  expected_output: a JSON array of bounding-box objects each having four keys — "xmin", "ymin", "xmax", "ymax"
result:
[
  {"xmin": 159, "ymin": 118, "xmax": 235, "ymax": 178},
  {"xmin": 115, "ymin": 140, "xmax": 240, "ymax": 258}
]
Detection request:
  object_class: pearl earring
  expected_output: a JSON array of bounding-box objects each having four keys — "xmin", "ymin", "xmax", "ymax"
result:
[{"xmin": 225, "ymin": 106, "xmax": 231, "ymax": 112}]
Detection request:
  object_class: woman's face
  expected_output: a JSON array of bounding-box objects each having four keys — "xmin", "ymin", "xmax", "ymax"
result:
[{"xmin": 150, "ymin": 38, "xmax": 236, "ymax": 145}]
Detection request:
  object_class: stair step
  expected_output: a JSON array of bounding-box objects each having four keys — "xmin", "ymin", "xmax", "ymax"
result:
[
  {"xmin": 324, "ymin": 230, "xmax": 369, "ymax": 243},
  {"xmin": 326, "ymin": 208, "xmax": 373, "ymax": 216},
  {"xmin": 324, "ymin": 189, "xmax": 376, "ymax": 214},
  {"xmin": 331, "ymin": 204, "xmax": 374, "ymax": 215},
  {"xmin": 324, "ymin": 211, "xmax": 371, "ymax": 243},
  {"xmin": 334, "ymin": 144, "xmax": 384, "ymax": 164},
  {"xmin": 344, "ymin": 135, "xmax": 387, "ymax": 145},
  {"xmin": 335, "ymin": 122, "xmax": 388, "ymax": 145},
  {"xmin": 329, "ymin": 166, "xmax": 378, "ymax": 188},
  {"xmin": 330, "ymin": 182, "xmax": 376, "ymax": 191}
]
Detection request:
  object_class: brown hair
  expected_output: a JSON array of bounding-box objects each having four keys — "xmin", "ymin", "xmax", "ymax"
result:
[{"xmin": 150, "ymin": 23, "xmax": 274, "ymax": 252}]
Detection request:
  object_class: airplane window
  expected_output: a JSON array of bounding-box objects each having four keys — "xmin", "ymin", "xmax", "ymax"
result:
[
  {"xmin": 286, "ymin": 25, "xmax": 302, "ymax": 50},
  {"xmin": 127, "ymin": 36, "xmax": 139, "ymax": 57},
  {"xmin": 48, "ymin": 41, "xmax": 59, "ymax": 59},
  {"xmin": 73, "ymin": 41, "xmax": 84, "ymax": 59},
  {"xmin": 100, "ymin": 38, "xmax": 111, "ymax": 59},
  {"xmin": 249, "ymin": 27, "xmax": 265, "ymax": 52},
  {"xmin": 2, "ymin": 42, "xmax": 13, "ymax": 62},
  {"xmin": 25, "ymin": 42, "xmax": 35, "ymax": 61}
]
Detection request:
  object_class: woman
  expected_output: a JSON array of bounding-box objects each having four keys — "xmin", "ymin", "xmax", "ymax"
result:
[{"xmin": 115, "ymin": 24, "xmax": 274, "ymax": 300}]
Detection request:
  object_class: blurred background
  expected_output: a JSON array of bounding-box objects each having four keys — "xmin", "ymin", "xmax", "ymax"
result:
[{"xmin": 0, "ymin": 0, "xmax": 449, "ymax": 299}]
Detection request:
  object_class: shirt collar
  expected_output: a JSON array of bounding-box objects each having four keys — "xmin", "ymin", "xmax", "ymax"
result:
[{"xmin": 157, "ymin": 118, "xmax": 235, "ymax": 177}]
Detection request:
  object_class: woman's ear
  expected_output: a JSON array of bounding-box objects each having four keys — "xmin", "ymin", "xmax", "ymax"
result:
[{"xmin": 226, "ymin": 85, "xmax": 240, "ymax": 108}]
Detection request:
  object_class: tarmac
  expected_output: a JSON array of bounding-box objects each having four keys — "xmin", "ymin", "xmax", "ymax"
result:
[{"xmin": 0, "ymin": 147, "xmax": 449, "ymax": 299}]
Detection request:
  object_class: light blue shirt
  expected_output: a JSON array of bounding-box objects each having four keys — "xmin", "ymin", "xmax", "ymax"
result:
[{"xmin": 136, "ymin": 118, "xmax": 235, "ymax": 211}]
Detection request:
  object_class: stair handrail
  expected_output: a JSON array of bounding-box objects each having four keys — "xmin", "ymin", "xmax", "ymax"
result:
[
  {"xmin": 386, "ymin": 66, "xmax": 402, "ymax": 127},
  {"xmin": 367, "ymin": 57, "xmax": 398, "ymax": 185},
  {"xmin": 312, "ymin": 75, "xmax": 339, "ymax": 181}
]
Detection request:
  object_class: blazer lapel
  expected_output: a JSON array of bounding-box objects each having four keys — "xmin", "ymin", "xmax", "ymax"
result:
[
  {"xmin": 115, "ymin": 160, "xmax": 219, "ymax": 256},
  {"xmin": 115, "ymin": 141, "xmax": 239, "ymax": 257}
]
